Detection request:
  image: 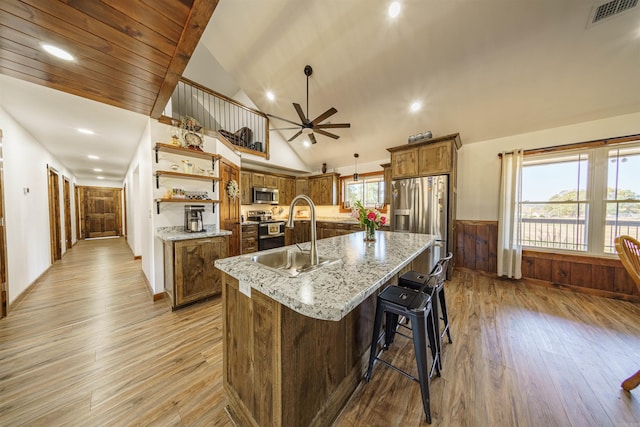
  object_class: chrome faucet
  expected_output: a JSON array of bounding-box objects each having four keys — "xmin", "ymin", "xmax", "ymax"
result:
[{"xmin": 286, "ymin": 195, "xmax": 318, "ymax": 266}]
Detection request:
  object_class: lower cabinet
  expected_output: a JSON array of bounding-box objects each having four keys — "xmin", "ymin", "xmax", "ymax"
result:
[
  {"xmin": 241, "ymin": 224, "xmax": 258, "ymax": 254},
  {"xmin": 164, "ymin": 236, "xmax": 227, "ymax": 309}
]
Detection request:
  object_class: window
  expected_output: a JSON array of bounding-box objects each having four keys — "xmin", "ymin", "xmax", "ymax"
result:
[
  {"xmin": 519, "ymin": 142, "xmax": 640, "ymax": 255},
  {"xmin": 340, "ymin": 173, "xmax": 385, "ymax": 211}
]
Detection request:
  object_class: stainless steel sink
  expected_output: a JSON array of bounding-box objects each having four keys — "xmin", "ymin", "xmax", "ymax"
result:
[{"xmin": 249, "ymin": 249, "xmax": 340, "ymax": 277}]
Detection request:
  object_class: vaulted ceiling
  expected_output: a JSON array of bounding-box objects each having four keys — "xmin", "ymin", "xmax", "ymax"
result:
[{"xmin": 1, "ymin": 0, "xmax": 639, "ymax": 181}]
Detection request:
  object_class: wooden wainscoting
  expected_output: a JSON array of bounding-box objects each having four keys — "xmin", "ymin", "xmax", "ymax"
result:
[{"xmin": 455, "ymin": 220, "xmax": 640, "ymax": 301}]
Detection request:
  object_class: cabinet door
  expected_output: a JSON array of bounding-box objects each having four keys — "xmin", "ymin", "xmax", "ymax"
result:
[
  {"xmin": 383, "ymin": 165, "xmax": 392, "ymax": 205},
  {"xmin": 252, "ymin": 173, "xmax": 265, "ymax": 188},
  {"xmin": 174, "ymin": 237, "xmax": 227, "ymax": 306},
  {"xmin": 391, "ymin": 148, "xmax": 418, "ymax": 178},
  {"xmin": 265, "ymin": 174, "xmax": 278, "ymax": 189},
  {"xmin": 295, "ymin": 177, "xmax": 309, "ymax": 196},
  {"xmin": 285, "ymin": 228, "xmax": 294, "ymax": 246},
  {"xmin": 240, "ymin": 171, "xmax": 252, "ymax": 205},
  {"xmin": 294, "ymin": 221, "xmax": 310, "ymax": 243},
  {"xmin": 308, "ymin": 175, "xmax": 335, "ymax": 205},
  {"xmin": 418, "ymin": 141, "xmax": 451, "ymax": 175},
  {"xmin": 278, "ymin": 177, "xmax": 295, "ymax": 206},
  {"xmin": 241, "ymin": 224, "xmax": 258, "ymax": 254}
]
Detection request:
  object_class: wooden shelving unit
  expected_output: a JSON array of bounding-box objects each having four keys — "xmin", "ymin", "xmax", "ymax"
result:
[{"xmin": 154, "ymin": 142, "xmax": 223, "ymax": 214}]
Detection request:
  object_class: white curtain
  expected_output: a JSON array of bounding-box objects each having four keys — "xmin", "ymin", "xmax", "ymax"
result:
[{"xmin": 497, "ymin": 149, "xmax": 523, "ymax": 279}]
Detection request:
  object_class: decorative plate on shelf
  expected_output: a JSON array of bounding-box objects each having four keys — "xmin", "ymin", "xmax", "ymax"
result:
[{"xmin": 183, "ymin": 130, "xmax": 203, "ymax": 149}]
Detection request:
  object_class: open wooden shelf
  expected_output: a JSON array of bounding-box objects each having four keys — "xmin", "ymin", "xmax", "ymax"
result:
[
  {"xmin": 155, "ymin": 198, "xmax": 221, "ymax": 214},
  {"xmin": 154, "ymin": 142, "xmax": 221, "ymax": 163},
  {"xmin": 155, "ymin": 170, "xmax": 221, "ymax": 191}
]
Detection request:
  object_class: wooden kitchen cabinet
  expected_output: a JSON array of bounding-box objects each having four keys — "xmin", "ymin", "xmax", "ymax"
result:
[
  {"xmin": 381, "ymin": 162, "xmax": 391, "ymax": 205},
  {"xmin": 278, "ymin": 177, "xmax": 295, "ymax": 206},
  {"xmin": 294, "ymin": 220, "xmax": 310, "ymax": 243},
  {"xmin": 265, "ymin": 174, "xmax": 278, "ymax": 189},
  {"xmin": 308, "ymin": 173, "xmax": 339, "ymax": 205},
  {"xmin": 240, "ymin": 170, "xmax": 252, "ymax": 205},
  {"xmin": 252, "ymin": 172, "xmax": 265, "ymax": 188},
  {"xmin": 285, "ymin": 227, "xmax": 294, "ymax": 246},
  {"xmin": 295, "ymin": 177, "xmax": 308, "ymax": 197},
  {"xmin": 241, "ymin": 223, "xmax": 258, "ymax": 254},
  {"xmin": 388, "ymin": 133, "xmax": 461, "ymax": 179},
  {"xmin": 164, "ymin": 236, "xmax": 227, "ymax": 309}
]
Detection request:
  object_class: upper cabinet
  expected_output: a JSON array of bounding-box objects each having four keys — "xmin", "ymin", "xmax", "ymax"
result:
[
  {"xmin": 381, "ymin": 162, "xmax": 391, "ymax": 206},
  {"xmin": 308, "ymin": 173, "xmax": 339, "ymax": 205},
  {"xmin": 240, "ymin": 170, "xmax": 252, "ymax": 205},
  {"xmin": 387, "ymin": 133, "xmax": 461, "ymax": 179},
  {"xmin": 278, "ymin": 177, "xmax": 295, "ymax": 206}
]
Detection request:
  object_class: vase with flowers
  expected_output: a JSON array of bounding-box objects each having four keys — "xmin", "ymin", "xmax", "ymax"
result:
[{"xmin": 351, "ymin": 200, "xmax": 386, "ymax": 242}]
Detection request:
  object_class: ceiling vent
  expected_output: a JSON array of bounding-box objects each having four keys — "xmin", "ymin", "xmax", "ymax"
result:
[{"xmin": 589, "ymin": 0, "xmax": 638, "ymax": 25}]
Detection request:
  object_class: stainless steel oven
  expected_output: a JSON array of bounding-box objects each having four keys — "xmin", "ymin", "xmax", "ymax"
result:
[{"xmin": 258, "ymin": 221, "xmax": 285, "ymax": 251}]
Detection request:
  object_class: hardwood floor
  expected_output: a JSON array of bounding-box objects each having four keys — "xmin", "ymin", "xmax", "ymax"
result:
[{"xmin": 1, "ymin": 238, "xmax": 639, "ymax": 426}]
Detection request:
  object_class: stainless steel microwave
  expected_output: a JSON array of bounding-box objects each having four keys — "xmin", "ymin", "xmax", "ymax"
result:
[{"xmin": 253, "ymin": 187, "xmax": 279, "ymax": 205}]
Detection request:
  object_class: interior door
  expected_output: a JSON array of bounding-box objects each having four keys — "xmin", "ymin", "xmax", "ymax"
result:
[
  {"xmin": 82, "ymin": 187, "xmax": 122, "ymax": 238},
  {"xmin": 63, "ymin": 178, "xmax": 72, "ymax": 249},
  {"xmin": 48, "ymin": 167, "xmax": 62, "ymax": 262},
  {"xmin": 220, "ymin": 159, "xmax": 241, "ymax": 257}
]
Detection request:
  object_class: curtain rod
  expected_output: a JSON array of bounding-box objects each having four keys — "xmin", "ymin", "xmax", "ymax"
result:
[{"xmin": 497, "ymin": 133, "xmax": 640, "ymax": 158}]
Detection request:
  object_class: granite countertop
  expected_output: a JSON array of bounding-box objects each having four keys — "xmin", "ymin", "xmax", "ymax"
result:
[
  {"xmin": 214, "ymin": 231, "xmax": 435, "ymax": 321},
  {"xmin": 241, "ymin": 221, "xmax": 259, "ymax": 226},
  {"xmin": 156, "ymin": 225, "xmax": 232, "ymax": 241}
]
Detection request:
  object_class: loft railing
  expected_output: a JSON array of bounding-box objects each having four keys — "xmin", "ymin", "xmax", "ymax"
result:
[
  {"xmin": 162, "ymin": 78, "xmax": 269, "ymax": 157},
  {"xmin": 520, "ymin": 217, "xmax": 640, "ymax": 253}
]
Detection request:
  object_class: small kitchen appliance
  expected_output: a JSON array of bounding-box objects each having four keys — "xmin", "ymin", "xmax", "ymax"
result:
[{"xmin": 184, "ymin": 205, "xmax": 205, "ymax": 232}]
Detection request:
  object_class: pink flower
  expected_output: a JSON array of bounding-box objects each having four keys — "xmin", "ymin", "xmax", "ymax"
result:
[
  {"xmin": 380, "ymin": 216, "xmax": 387, "ymax": 225},
  {"xmin": 367, "ymin": 212, "xmax": 377, "ymax": 221},
  {"xmin": 350, "ymin": 209, "xmax": 359, "ymax": 219}
]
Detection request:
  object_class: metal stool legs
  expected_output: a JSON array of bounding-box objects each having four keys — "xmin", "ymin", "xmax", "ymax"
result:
[{"xmin": 438, "ymin": 285, "xmax": 453, "ymax": 344}]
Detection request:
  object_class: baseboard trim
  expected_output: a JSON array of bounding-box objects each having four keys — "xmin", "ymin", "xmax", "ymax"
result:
[
  {"xmin": 133, "ymin": 255, "xmax": 142, "ymax": 260},
  {"xmin": 153, "ymin": 292, "xmax": 165, "ymax": 302},
  {"xmin": 455, "ymin": 266, "xmax": 640, "ymax": 303}
]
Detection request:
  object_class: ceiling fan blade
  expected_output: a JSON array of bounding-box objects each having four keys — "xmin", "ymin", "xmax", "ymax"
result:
[
  {"xmin": 311, "ymin": 107, "xmax": 337, "ymax": 125},
  {"xmin": 270, "ymin": 127, "xmax": 301, "ymax": 131},
  {"xmin": 287, "ymin": 131, "xmax": 303, "ymax": 142},
  {"xmin": 309, "ymin": 133, "xmax": 318, "ymax": 144},
  {"xmin": 293, "ymin": 103, "xmax": 307, "ymax": 123},
  {"xmin": 266, "ymin": 113, "xmax": 302, "ymax": 127},
  {"xmin": 314, "ymin": 123, "xmax": 351, "ymax": 129},
  {"xmin": 314, "ymin": 129, "xmax": 340, "ymax": 139}
]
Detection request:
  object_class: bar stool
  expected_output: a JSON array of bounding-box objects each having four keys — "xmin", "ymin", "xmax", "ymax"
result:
[
  {"xmin": 400, "ymin": 253, "xmax": 454, "ymax": 355},
  {"xmin": 365, "ymin": 264, "xmax": 444, "ymax": 424}
]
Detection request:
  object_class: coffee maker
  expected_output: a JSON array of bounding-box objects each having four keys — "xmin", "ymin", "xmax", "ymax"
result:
[{"xmin": 184, "ymin": 205, "xmax": 204, "ymax": 232}]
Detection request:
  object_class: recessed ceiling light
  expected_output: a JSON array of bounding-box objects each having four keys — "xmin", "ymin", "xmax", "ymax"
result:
[
  {"xmin": 42, "ymin": 44, "xmax": 74, "ymax": 61},
  {"xmin": 77, "ymin": 128, "xmax": 94, "ymax": 135},
  {"xmin": 410, "ymin": 101, "xmax": 422, "ymax": 112},
  {"xmin": 303, "ymin": 140, "xmax": 311, "ymax": 148},
  {"xmin": 93, "ymin": 168, "xmax": 102, "ymax": 172},
  {"xmin": 87, "ymin": 155, "xmax": 99, "ymax": 160},
  {"xmin": 266, "ymin": 91, "xmax": 275, "ymax": 101},
  {"xmin": 388, "ymin": 1, "xmax": 401, "ymax": 18},
  {"xmin": 96, "ymin": 176, "xmax": 104, "ymax": 180}
]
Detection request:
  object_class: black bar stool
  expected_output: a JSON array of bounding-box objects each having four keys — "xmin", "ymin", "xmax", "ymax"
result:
[
  {"xmin": 400, "ymin": 253, "xmax": 454, "ymax": 357},
  {"xmin": 365, "ymin": 264, "xmax": 444, "ymax": 424}
]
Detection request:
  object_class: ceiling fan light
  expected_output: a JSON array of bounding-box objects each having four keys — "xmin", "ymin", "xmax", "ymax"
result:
[
  {"xmin": 388, "ymin": 1, "xmax": 401, "ymax": 18},
  {"xmin": 302, "ymin": 127, "xmax": 313, "ymax": 135}
]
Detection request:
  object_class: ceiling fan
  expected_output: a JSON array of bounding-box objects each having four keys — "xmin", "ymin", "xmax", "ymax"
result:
[{"xmin": 267, "ymin": 65, "xmax": 350, "ymax": 144}]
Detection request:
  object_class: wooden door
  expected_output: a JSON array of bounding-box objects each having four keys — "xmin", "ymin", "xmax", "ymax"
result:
[
  {"xmin": 48, "ymin": 167, "xmax": 62, "ymax": 262},
  {"xmin": 82, "ymin": 187, "xmax": 122, "ymax": 238},
  {"xmin": 220, "ymin": 159, "xmax": 241, "ymax": 257},
  {"xmin": 63, "ymin": 178, "xmax": 72, "ymax": 250},
  {"xmin": 0, "ymin": 130, "xmax": 6, "ymax": 318}
]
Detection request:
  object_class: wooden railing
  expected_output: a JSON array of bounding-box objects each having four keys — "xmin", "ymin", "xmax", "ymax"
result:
[{"xmin": 162, "ymin": 78, "xmax": 269, "ymax": 158}]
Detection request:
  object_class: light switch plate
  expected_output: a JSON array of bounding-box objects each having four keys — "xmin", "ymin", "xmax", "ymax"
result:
[{"xmin": 239, "ymin": 281, "xmax": 251, "ymax": 298}]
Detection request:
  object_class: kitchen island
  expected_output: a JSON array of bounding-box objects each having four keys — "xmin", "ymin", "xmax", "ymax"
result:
[{"xmin": 214, "ymin": 231, "xmax": 435, "ymax": 427}]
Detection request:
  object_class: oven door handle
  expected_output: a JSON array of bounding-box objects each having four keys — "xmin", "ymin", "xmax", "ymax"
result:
[{"xmin": 259, "ymin": 233, "xmax": 285, "ymax": 239}]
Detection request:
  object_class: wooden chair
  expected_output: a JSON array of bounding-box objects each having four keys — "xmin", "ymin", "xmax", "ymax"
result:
[{"xmin": 615, "ymin": 235, "xmax": 640, "ymax": 392}]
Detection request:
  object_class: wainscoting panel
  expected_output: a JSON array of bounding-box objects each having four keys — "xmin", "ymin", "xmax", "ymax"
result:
[{"xmin": 455, "ymin": 220, "xmax": 639, "ymax": 301}]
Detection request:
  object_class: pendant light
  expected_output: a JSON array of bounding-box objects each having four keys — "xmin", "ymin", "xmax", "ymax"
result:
[{"xmin": 353, "ymin": 153, "xmax": 359, "ymax": 181}]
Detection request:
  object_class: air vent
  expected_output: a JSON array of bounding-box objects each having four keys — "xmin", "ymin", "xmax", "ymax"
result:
[{"xmin": 591, "ymin": 0, "xmax": 638, "ymax": 24}]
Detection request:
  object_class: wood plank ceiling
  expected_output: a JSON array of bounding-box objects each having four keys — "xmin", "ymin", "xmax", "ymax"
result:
[{"xmin": 0, "ymin": 0, "xmax": 218, "ymax": 118}]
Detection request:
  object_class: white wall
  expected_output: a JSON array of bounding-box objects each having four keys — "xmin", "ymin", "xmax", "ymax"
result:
[
  {"xmin": 457, "ymin": 111, "xmax": 640, "ymax": 221},
  {"xmin": 0, "ymin": 106, "xmax": 78, "ymax": 305},
  {"xmin": 124, "ymin": 119, "xmax": 242, "ymax": 295}
]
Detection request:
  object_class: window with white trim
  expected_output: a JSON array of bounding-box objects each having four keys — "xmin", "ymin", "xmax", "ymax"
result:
[
  {"xmin": 342, "ymin": 174, "xmax": 385, "ymax": 210},
  {"xmin": 519, "ymin": 142, "xmax": 640, "ymax": 255}
]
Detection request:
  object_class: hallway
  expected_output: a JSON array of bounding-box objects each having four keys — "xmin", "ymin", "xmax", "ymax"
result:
[{"xmin": 0, "ymin": 238, "xmax": 230, "ymax": 425}]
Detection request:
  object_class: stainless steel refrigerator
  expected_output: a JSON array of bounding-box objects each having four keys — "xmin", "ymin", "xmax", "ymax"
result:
[{"xmin": 391, "ymin": 175, "xmax": 448, "ymax": 273}]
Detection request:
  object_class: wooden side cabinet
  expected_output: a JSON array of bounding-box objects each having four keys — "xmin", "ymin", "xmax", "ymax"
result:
[
  {"xmin": 390, "ymin": 148, "xmax": 418, "ymax": 178},
  {"xmin": 240, "ymin": 170, "xmax": 252, "ymax": 205},
  {"xmin": 388, "ymin": 133, "xmax": 461, "ymax": 179},
  {"xmin": 164, "ymin": 236, "xmax": 227, "ymax": 309},
  {"xmin": 418, "ymin": 141, "xmax": 452, "ymax": 175}
]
